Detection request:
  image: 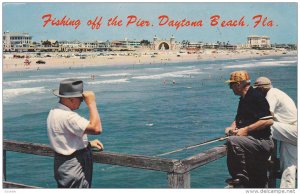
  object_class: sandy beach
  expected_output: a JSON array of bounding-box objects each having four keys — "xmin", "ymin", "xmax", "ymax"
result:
[{"xmin": 3, "ymin": 49, "xmax": 296, "ymax": 72}]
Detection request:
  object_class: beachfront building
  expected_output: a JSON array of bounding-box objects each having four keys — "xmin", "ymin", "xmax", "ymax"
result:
[
  {"xmin": 58, "ymin": 40, "xmax": 109, "ymax": 52},
  {"xmin": 271, "ymin": 43, "xmax": 297, "ymax": 50},
  {"xmin": 110, "ymin": 38, "xmax": 141, "ymax": 51},
  {"xmin": 58, "ymin": 40, "xmax": 81, "ymax": 52},
  {"xmin": 37, "ymin": 40, "xmax": 60, "ymax": 52},
  {"xmin": 92, "ymin": 40, "xmax": 111, "ymax": 51},
  {"xmin": 181, "ymin": 40, "xmax": 237, "ymax": 51},
  {"xmin": 3, "ymin": 32, "xmax": 32, "ymax": 52},
  {"xmin": 83, "ymin": 41, "xmax": 109, "ymax": 51},
  {"xmin": 188, "ymin": 42, "xmax": 203, "ymax": 49},
  {"xmin": 202, "ymin": 43, "xmax": 219, "ymax": 49},
  {"xmin": 217, "ymin": 41, "xmax": 237, "ymax": 50},
  {"xmin": 125, "ymin": 39, "xmax": 141, "ymax": 49},
  {"xmin": 247, "ymin": 35, "xmax": 271, "ymax": 49},
  {"xmin": 151, "ymin": 35, "xmax": 180, "ymax": 51},
  {"xmin": 41, "ymin": 40, "xmax": 59, "ymax": 47},
  {"xmin": 181, "ymin": 41, "xmax": 204, "ymax": 53}
]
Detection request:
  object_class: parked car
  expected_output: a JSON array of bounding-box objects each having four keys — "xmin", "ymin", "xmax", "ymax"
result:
[{"xmin": 36, "ymin": 60, "xmax": 46, "ymax": 64}]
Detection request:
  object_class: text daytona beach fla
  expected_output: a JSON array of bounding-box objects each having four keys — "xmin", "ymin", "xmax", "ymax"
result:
[{"xmin": 41, "ymin": 14, "xmax": 275, "ymax": 30}]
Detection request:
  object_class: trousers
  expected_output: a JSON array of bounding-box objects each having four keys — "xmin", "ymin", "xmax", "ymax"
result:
[
  {"xmin": 227, "ymin": 136, "xmax": 274, "ymax": 188},
  {"xmin": 271, "ymin": 122, "xmax": 297, "ymax": 188},
  {"xmin": 54, "ymin": 146, "xmax": 93, "ymax": 188}
]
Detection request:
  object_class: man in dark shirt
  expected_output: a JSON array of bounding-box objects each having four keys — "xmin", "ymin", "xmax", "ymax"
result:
[{"xmin": 225, "ymin": 71, "xmax": 274, "ymax": 188}]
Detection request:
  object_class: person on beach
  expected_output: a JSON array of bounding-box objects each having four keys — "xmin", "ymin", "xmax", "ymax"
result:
[
  {"xmin": 224, "ymin": 71, "xmax": 274, "ymax": 188},
  {"xmin": 254, "ymin": 77, "xmax": 297, "ymax": 188},
  {"xmin": 47, "ymin": 78, "xmax": 103, "ymax": 188}
]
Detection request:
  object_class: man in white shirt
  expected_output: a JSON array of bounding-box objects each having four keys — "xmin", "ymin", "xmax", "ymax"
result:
[
  {"xmin": 47, "ymin": 78, "xmax": 104, "ymax": 188},
  {"xmin": 254, "ymin": 77, "xmax": 297, "ymax": 188}
]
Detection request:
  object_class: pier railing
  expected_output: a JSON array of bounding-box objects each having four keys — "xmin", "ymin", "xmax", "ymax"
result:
[{"xmin": 3, "ymin": 139, "xmax": 278, "ymax": 188}]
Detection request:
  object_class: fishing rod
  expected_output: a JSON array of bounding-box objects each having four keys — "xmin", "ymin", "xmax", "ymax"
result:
[{"xmin": 155, "ymin": 136, "xmax": 229, "ymax": 157}]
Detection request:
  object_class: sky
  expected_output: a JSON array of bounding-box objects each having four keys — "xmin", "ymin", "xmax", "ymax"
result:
[{"xmin": 2, "ymin": 2, "xmax": 298, "ymax": 44}]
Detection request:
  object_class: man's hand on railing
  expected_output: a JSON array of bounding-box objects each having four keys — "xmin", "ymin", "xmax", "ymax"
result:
[{"xmin": 89, "ymin": 139, "xmax": 104, "ymax": 151}]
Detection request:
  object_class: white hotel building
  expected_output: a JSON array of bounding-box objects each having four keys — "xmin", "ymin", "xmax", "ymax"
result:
[
  {"xmin": 3, "ymin": 32, "xmax": 33, "ymax": 52},
  {"xmin": 247, "ymin": 35, "xmax": 271, "ymax": 49}
]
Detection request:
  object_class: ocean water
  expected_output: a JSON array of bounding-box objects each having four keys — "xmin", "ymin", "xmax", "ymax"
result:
[{"xmin": 3, "ymin": 55, "xmax": 297, "ymax": 188}]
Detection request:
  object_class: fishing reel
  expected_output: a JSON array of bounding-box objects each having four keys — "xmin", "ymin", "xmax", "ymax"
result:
[{"xmin": 227, "ymin": 128, "xmax": 238, "ymax": 136}]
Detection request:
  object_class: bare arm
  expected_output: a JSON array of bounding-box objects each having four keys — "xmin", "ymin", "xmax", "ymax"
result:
[
  {"xmin": 236, "ymin": 119, "xmax": 273, "ymax": 136},
  {"xmin": 83, "ymin": 91, "xmax": 102, "ymax": 135}
]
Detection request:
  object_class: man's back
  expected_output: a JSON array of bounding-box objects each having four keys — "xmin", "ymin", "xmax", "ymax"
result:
[
  {"xmin": 254, "ymin": 77, "xmax": 297, "ymax": 188},
  {"xmin": 266, "ymin": 88, "xmax": 297, "ymax": 124},
  {"xmin": 47, "ymin": 103, "xmax": 89, "ymax": 155}
]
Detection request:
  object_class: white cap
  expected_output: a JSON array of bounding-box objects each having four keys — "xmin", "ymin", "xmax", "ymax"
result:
[{"xmin": 253, "ymin": 77, "xmax": 273, "ymax": 89}]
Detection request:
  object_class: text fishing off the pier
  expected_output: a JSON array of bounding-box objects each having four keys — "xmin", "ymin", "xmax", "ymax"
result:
[{"xmin": 42, "ymin": 14, "xmax": 275, "ymax": 30}]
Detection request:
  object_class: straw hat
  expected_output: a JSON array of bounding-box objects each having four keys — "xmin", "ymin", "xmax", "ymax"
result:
[
  {"xmin": 225, "ymin": 71, "xmax": 251, "ymax": 83},
  {"xmin": 53, "ymin": 78, "xmax": 84, "ymax": 98}
]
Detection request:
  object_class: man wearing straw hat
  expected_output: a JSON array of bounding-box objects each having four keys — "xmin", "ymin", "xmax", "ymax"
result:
[
  {"xmin": 47, "ymin": 78, "xmax": 104, "ymax": 188},
  {"xmin": 254, "ymin": 77, "xmax": 297, "ymax": 188},
  {"xmin": 224, "ymin": 71, "xmax": 274, "ymax": 188}
]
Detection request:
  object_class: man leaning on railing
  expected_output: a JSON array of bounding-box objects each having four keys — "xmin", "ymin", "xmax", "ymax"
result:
[{"xmin": 47, "ymin": 78, "xmax": 104, "ymax": 188}]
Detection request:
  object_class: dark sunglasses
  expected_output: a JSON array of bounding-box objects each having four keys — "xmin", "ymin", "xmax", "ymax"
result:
[
  {"xmin": 79, "ymin": 97, "xmax": 83, "ymax": 102},
  {"xmin": 229, "ymin": 82, "xmax": 238, "ymax": 89}
]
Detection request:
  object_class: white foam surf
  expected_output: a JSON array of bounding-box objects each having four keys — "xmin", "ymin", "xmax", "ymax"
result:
[
  {"xmin": 175, "ymin": 66, "xmax": 196, "ymax": 69},
  {"xmin": 132, "ymin": 69, "xmax": 202, "ymax": 80},
  {"xmin": 3, "ymin": 78, "xmax": 65, "ymax": 86},
  {"xmin": 99, "ymin": 73, "xmax": 131, "ymax": 77},
  {"xmin": 144, "ymin": 68, "xmax": 164, "ymax": 71},
  {"xmin": 225, "ymin": 60, "xmax": 296, "ymax": 68},
  {"xmin": 3, "ymin": 75, "xmax": 93, "ymax": 86},
  {"xmin": 60, "ymin": 72, "xmax": 90, "ymax": 76},
  {"xmin": 3, "ymin": 87, "xmax": 47, "ymax": 100},
  {"xmin": 87, "ymin": 78, "xmax": 129, "ymax": 84}
]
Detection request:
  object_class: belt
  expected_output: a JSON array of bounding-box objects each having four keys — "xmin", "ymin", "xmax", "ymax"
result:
[{"xmin": 55, "ymin": 143, "xmax": 91, "ymax": 158}]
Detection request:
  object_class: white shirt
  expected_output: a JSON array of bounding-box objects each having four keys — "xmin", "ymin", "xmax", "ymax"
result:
[
  {"xmin": 47, "ymin": 103, "xmax": 90, "ymax": 155},
  {"xmin": 266, "ymin": 88, "xmax": 297, "ymax": 188},
  {"xmin": 266, "ymin": 88, "xmax": 297, "ymax": 125}
]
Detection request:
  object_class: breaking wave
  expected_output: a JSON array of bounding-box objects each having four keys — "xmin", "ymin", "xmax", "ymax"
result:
[
  {"xmin": 3, "ymin": 78, "xmax": 65, "ymax": 86},
  {"xmin": 225, "ymin": 60, "xmax": 296, "ymax": 68},
  {"xmin": 3, "ymin": 87, "xmax": 47, "ymax": 100},
  {"xmin": 87, "ymin": 78, "xmax": 129, "ymax": 84},
  {"xmin": 132, "ymin": 69, "xmax": 202, "ymax": 80},
  {"xmin": 99, "ymin": 73, "xmax": 131, "ymax": 77}
]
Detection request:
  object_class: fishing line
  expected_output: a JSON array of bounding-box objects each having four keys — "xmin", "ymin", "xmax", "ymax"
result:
[
  {"xmin": 155, "ymin": 136, "xmax": 229, "ymax": 157},
  {"xmin": 98, "ymin": 135, "xmax": 229, "ymax": 171}
]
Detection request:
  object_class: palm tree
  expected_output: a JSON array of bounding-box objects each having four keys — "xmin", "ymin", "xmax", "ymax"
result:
[
  {"xmin": 140, "ymin": 40, "xmax": 150, "ymax": 46},
  {"xmin": 42, "ymin": 40, "xmax": 52, "ymax": 47}
]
